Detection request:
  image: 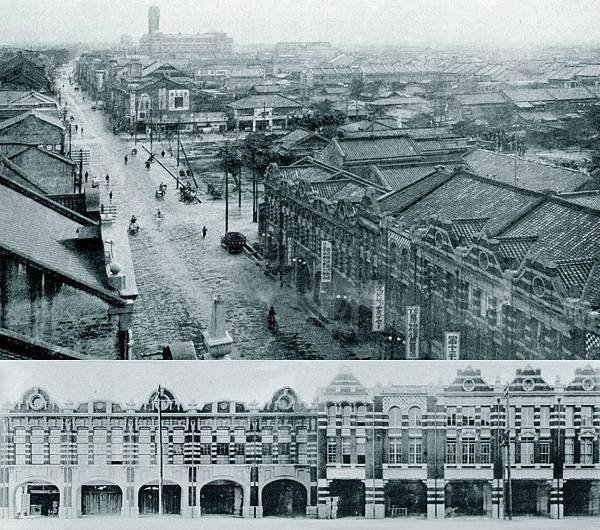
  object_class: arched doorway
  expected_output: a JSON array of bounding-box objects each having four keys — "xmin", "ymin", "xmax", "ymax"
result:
[
  {"xmin": 15, "ymin": 481, "xmax": 59, "ymax": 517},
  {"xmin": 81, "ymin": 483, "xmax": 122, "ymax": 516},
  {"xmin": 328, "ymin": 479, "xmax": 365, "ymax": 517},
  {"xmin": 138, "ymin": 482, "xmax": 182, "ymax": 516},
  {"xmin": 200, "ymin": 480, "xmax": 243, "ymax": 516},
  {"xmin": 262, "ymin": 479, "xmax": 307, "ymax": 517}
]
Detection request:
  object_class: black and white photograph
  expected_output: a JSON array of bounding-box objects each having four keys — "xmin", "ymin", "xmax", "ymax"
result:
[{"xmin": 0, "ymin": 0, "xmax": 599, "ymax": 527}]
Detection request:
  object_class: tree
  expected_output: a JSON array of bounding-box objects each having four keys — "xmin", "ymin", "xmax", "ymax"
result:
[
  {"xmin": 349, "ymin": 76, "xmax": 365, "ymax": 99},
  {"xmin": 241, "ymin": 132, "xmax": 276, "ymax": 222},
  {"xmin": 290, "ymin": 99, "xmax": 345, "ymax": 137}
]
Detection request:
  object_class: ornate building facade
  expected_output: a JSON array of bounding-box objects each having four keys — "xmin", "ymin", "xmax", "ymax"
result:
[
  {"xmin": 1, "ymin": 365, "xmax": 598, "ymax": 520},
  {"xmin": 260, "ymin": 161, "xmax": 600, "ymax": 360}
]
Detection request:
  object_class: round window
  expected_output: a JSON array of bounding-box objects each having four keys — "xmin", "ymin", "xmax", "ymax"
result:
[
  {"xmin": 582, "ymin": 377, "xmax": 595, "ymax": 391},
  {"xmin": 462, "ymin": 379, "xmax": 475, "ymax": 392},
  {"xmin": 28, "ymin": 393, "xmax": 46, "ymax": 411},
  {"xmin": 522, "ymin": 378, "xmax": 535, "ymax": 392},
  {"xmin": 532, "ymin": 276, "xmax": 546, "ymax": 297},
  {"xmin": 478, "ymin": 251, "xmax": 489, "ymax": 271},
  {"xmin": 277, "ymin": 395, "xmax": 293, "ymax": 411},
  {"xmin": 434, "ymin": 231, "xmax": 445, "ymax": 247}
]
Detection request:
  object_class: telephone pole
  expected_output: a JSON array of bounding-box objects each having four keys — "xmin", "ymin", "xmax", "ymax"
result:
[
  {"xmin": 504, "ymin": 384, "xmax": 513, "ymax": 520},
  {"xmin": 224, "ymin": 140, "xmax": 229, "ymax": 233},
  {"xmin": 157, "ymin": 385, "xmax": 164, "ymax": 517}
]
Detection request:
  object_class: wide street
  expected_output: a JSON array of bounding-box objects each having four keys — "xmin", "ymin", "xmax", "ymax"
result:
[
  {"xmin": 4, "ymin": 515, "xmax": 599, "ymax": 530},
  {"xmin": 60, "ymin": 70, "xmax": 353, "ymax": 360}
]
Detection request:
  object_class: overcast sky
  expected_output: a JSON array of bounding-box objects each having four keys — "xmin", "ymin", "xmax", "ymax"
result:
[
  {"xmin": 0, "ymin": 0, "xmax": 599, "ymax": 47},
  {"xmin": 0, "ymin": 361, "xmax": 595, "ymax": 408}
]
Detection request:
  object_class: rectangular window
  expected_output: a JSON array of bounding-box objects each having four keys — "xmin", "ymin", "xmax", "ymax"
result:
[
  {"xmin": 262, "ymin": 443, "xmax": 273, "ymax": 464},
  {"xmin": 200, "ymin": 443, "xmax": 211, "ymax": 465},
  {"xmin": 509, "ymin": 407, "xmax": 516, "ymax": 429},
  {"xmin": 509, "ymin": 442, "xmax": 516, "ymax": 465},
  {"xmin": 521, "ymin": 407, "xmax": 534, "ymax": 428},
  {"xmin": 327, "ymin": 438, "xmax": 336, "ymax": 464},
  {"xmin": 297, "ymin": 442, "xmax": 307, "ymax": 465},
  {"xmin": 234, "ymin": 443, "xmax": 245, "ymax": 464},
  {"xmin": 462, "ymin": 441, "xmax": 475, "ymax": 464},
  {"xmin": 446, "ymin": 442, "xmax": 456, "ymax": 464},
  {"xmin": 409, "ymin": 441, "xmax": 422, "ymax": 464},
  {"xmin": 480, "ymin": 407, "xmax": 490, "ymax": 427},
  {"xmin": 447, "ymin": 407, "xmax": 457, "ymax": 427},
  {"xmin": 111, "ymin": 428, "xmax": 124, "ymax": 464},
  {"xmin": 172, "ymin": 428, "xmax": 184, "ymax": 465},
  {"xmin": 174, "ymin": 96, "xmax": 184, "ymax": 108},
  {"xmin": 342, "ymin": 438, "xmax": 351, "ymax": 464},
  {"xmin": 565, "ymin": 406, "xmax": 575, "ymax": 427},
  {"xmin": 216, "ymin": 443, "xmax": 229, "ymax": 464},
  {"xmin": 581, "ymin": 407, "xmax": 593, "ymax": 427},
  {"xmin": 389, "ymin": 439, "xmax": 402, "ymax": 464},
  {"xmin": 539, "ymin": 442, "xmax": 550, "ymax": 464},
  {"xmin": 540, "ymin": 407, "xmax": 550, "ymax": 428},
  {"xmin": 93, "ymin": 429, "xmax": 107, "ymax": 465},
  {"xmin": 356, "ymin": 437, "xmax": 366, "ymax": 464},
  {"xmin": 278, "ymin": 442, "xmax": 290, "ymax": 464},
  {"xmin": 31, "ymin": 428, "xmax": 45, "ymax": 465},
  {"xmin": 462, "ymin": 407, "xmax": 475, "ymax": 427},
  {"xmin": 480, "ymin": 442, "xmax": 490, "ymax": 464},
  {"xmin": 564, "ymin": 438, "xmax": 574, "ymax": 464},
  {"xmin": 521, "ymin": 442, "xmax": 534, "ymax": 464},
  {"xmin": 581, "ymin": 439, "xmax": 593, "ymax": 464},
  {"xmin": 15, "ymin": 428, "xmax": 26, "ymax": 465},
  {"xmin": 49, "ymin": 428, "xmax": 61, "ymax": 465},
  {"xmin": 77, "ymin": 429, "xmax": 89, "ymax": 465}
]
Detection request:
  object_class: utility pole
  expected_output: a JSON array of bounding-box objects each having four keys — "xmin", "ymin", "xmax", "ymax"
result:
[
  {"xmin": 78, "ymin": 148, "xmax": 83, "ymax": 194},
  {"xmin": 68, "ymin": 123, "xmax": 72, "ymax": 157},
  {"xmin": 513, "ymin": 132, "xmax": 518, "ymax": 186},
  {"xmin": 176, "ymin": 118, "xmax": 180, "ymax": 167},
  {"xmin": 224, "ymin": 140, "xmax": 229, "ymax": 234},
  {"xmin": 371, "ymin": 404, "xmax": 376, "ymax": 519},
  {"xmin": 157, "ymin": 385, "xmax": 164, "ymax": 517},
  {"xmin": 504, "ymin": 384, "xmax": 513, "ymax": 520}
]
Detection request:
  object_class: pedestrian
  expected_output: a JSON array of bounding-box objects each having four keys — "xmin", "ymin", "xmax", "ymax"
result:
[
  {"xmin": 145, "ymin": 161, "xmax": 151, "ymax": 171},
  {"xmin": 83, "ymin": 96, "xmax": 85, "ymax": 102},
  {"xmin": 186, "ymin": 169, "xmax": 191, "ymax": 177},
  {"xmin": 161, "ymin": 150, "xmax": 165, "ymax": 157},
  {"xmin": 124, "ymin": 154, "xmax": 128, "ymax": 165},
  {"xmin": 109, "ymin": 191, "xmax": 113, "ymax": 203},
  {"xmin": 105, "ymin": 174, "xmax": 110, "ymax": 185},
  {"xmin": 84, "ymin": 171, "xmax": 89, "ymax": 183},
  {"xmin": 202, "ymin": 226, "xmax": 207, "ymax": 239},
  {"xmin": 74, "ymin": 124, "xmax": 78, "ymax": 133},
  {"xmin": 81, "ymin": 127, "xmax": 84, "ymax": 136}
]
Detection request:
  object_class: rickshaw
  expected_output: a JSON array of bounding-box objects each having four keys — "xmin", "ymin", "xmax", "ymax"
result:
[{"xmin": 155, "ymin": 182, "xmax": 167, "ymax": 200}]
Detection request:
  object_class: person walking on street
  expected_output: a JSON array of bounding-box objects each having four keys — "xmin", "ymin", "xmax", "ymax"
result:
[
  {"xmin": 84, "ymin": 171, "xmax": 89, "ymax": 183},
  {"xmin": 124, "ymin": 154, "xmax": 128, "ymax": 165},
  {"xmin": 81, "ymin": 127, "xmax": 84, "ymax": 136},
  {"xmin": 74, "ymin": 124, "xmax": 78, "ymax": 133},
  {"xmin": 105, "ymin": 174, "xmax": 110, "ymax": 185},
  {"xmin": 202, "ymin": 226, "xmax": 207, "ymax": 239},
  {"xmin": 109, "ymin": 191, "xmax": 113, "ymax": 203},
  {"xmin": 161, "ymin": 150, "xmax": 165, "ymax": 157}
]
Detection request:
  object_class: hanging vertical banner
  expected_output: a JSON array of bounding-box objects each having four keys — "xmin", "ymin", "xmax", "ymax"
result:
[
  {"xmin": 321, "ymin": 240, "xmax": 332, "ymax": 283},
  {"xmin": 445, "ymin": 331, "xmax": 461, "ymax": 360},
  {"xmin": 372, "ymin": 281, "xmax": 386, "ymax": 331},
  {"xmin": 406, "ymin": 305, "xmax": 420, "ymax": 359}
]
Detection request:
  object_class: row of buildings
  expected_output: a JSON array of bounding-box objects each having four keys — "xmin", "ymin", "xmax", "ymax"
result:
[
  {"xmin": 259, "ymin": 126, "xmax": 600, "ymax": 361},
  {"xmin": 0, "ymin": 365, "xmax": 598, "ymax": 520}
]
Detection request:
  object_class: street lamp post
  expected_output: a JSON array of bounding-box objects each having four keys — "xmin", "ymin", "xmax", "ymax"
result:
[
  {"xmin": 504, "ymin": 384, "xmax": 512, "ymax": 520},
  {"xmin": 157, "ymin": 385, "xmax": 164, "ymax": 517}
]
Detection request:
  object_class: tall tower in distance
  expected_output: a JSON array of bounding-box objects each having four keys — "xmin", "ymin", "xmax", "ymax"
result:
[{"xmin": 148, "ymin": 5, "xmax": 160, "ymax": 34}]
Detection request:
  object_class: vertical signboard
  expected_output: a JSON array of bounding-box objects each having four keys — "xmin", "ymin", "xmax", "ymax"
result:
[
  {"xmin": 445, "ymin": 332, "xmax": 461, "ymax": 360},
  {"xmin": 406, "ymin": 306, "xmax": 420, "ymax": 359},
  {"xmin": 321, "ymin": 240, "xmax": 332, "ymax": 283},
  {"xmin": 372, "ymin": 281, "xmax": 385, "ymax": 332}
]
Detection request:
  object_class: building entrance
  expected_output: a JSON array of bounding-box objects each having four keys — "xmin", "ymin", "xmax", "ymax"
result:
[
  {"xmin": 328, "ymin": 479, "xmax": 365, "ymax": 518},
  {"xmin": 262, "ymin": 479, "xmax": 307, "ymax": 517},
  {"xmin": 200, "ymin": 480, "xmax": 243, "ymax": 516},
  {"xmin": 384, "ymin": 480, "xmax": 426, "ymax": 516},
  {"xmin": 511, "ymin": 480, "xmax": 550, "ymax": 516},
  {"xmin": 564, "ymin": 480, "xmax": 600, "ymax": 516},
  {"xmin": 445, "ymin": 480, "xmax": 490, "ymax": 516},
  {"xmin": 16, "ymin": 483, "xmax": 59, "ymax": 517},
  {"xmin": 138, "ymin": 484, "xmax": 182, "ymax": 515},
  {"xmin": 81, "ymin": 485, "xmax": 122, "ymax": 516}
]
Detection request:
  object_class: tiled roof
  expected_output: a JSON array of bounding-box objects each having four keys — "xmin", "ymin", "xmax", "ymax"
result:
[
  {"xmin": 497, "ymin": 236, "xmax": 538, "ymax": 262},
  {"xmin": 274, "ymin": 128, "xmax": 312, "ymax": 148},
  {"xmin": 0, "ymin": 110, "xmax": 64, "ymax": 132},
  {"xmin": 328, "ymin": 182, "xmax": 367, "ymax": 202},
  {"xmin": 583, "ymin": 261, "xmax": 600, "ymax": 307},
  {"xmin": 0, "ymin": 177, "xmax": 122, "ymax": 304},
  {"xmin": 322, "ymin": 368, "xmax": 369, "ymax": 396},
  {"xmin": 555, "ymin": 258, "xmax": 595, "ymax": 296},
  {"xmin": 280, "ymin": 164, "xmax": 339, "ymax": 183},
  {"xmin": 502, "ymin": 88, "xmax": 554, "ymax": 103},
  {"xmin": 500, "ymin": 199, "xmax": 600, "ymax": 263},
  {"xmin": 546, "ymin": 87, "xmax": 597, "ymax": 101},
  {"xmin": 454, "ymin": 93, "xmax": 507, "ymax": 105},
  {"xmin": 228, "ymin": 94, "xmax": 302, "ymax": 109},
  {"xmin": 378, "ymin": 171, "xmax": 455, "ymax": 216},
  {"xmin": 451, "ymin": 217, "xmax": 489, "ymax": 241},
  {"xmin": 463, "ymin": 149, "xmax": 591, "ymax": 193},
  {"xmin": 376, "ymin": 164, "xmax": 439, "ymax": 191},
  {"xmin": 391, "ymin": 172, "xmax": 539, "ymax": 234},
  {"xmin": 559, "ymin": 191, "xmax": 600, "ymax": 210},
  {"xmin": 310, "ymin": 180, "xmax": 349, "ymax": 199},
  {"xmin": 0, "ymin": 155, "xmax": 48, "ymax": 193},
  {"xmin": 338, "ymin": 136, "xmax": 419, "ymax": 162}
]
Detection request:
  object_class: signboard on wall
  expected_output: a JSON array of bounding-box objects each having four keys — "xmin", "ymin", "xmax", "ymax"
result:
[
  {"xmin": 321, "ymin": 240, "xmax": 332, "ymax": 283},
  {"xmin": 406, "ymin": 306, "xmax": 420, "ymax": 359},
  {"xmin": 445, "ymin": 332, "xmax": 461, "ymax": 360},
  {"xmin": 254, "ymin": 107, "xmax": 273, "ymax": 119},
  {"xmin": 372, "ymin": 281, "xmax": 385, "ymax": 332}
]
